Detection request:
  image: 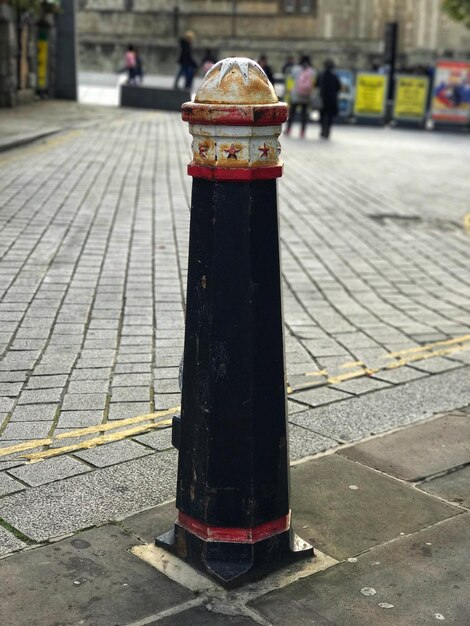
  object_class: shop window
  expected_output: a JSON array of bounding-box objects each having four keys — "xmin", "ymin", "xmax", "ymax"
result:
[{"xmin": 282, "ymin": 0, "xmax": 316, "ymax": 14}]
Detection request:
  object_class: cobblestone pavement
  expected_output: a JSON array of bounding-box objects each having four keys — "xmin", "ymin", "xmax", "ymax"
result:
[{"xmin": 0, "ymin": 105, "xmax": 469, "ymax": 552}]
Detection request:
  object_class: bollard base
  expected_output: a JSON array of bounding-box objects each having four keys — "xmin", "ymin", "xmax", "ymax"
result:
[{"xmin": 155, "ymin": 524, "xmax": 313, "ymax": 589}]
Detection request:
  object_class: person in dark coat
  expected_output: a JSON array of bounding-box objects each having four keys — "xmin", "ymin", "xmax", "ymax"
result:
[
  {"xmin": 174, "ymin": 31, "xmax": 198, "ymax": 90},
  {"xmin": 257, "ymin": 55, "xmax": 275, "ymax": 86},
  {"xmin": 316, "ymin": 59, "xmax": 341, "ymax": 139}
]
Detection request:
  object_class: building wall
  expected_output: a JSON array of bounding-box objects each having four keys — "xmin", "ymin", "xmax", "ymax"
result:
[
  {"xmin": 77, "ymin": 0, "xmax": 470, "ymax": 75},
  {"xmin": 0, "ymin": 5, "xmax": 17, "ymax": 107}
]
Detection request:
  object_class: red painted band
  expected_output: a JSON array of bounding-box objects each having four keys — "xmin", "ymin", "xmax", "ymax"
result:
[
  {"xmin": 188, "ymin": 164, "xmax": 283, "ymax": 181},
  {"xmin": 182, "ymin": 103, "xmax": 288, "ymax": 126},
  {"xmin": 177, "ymin": 511, "xmax": 291, "ymax": 543}
]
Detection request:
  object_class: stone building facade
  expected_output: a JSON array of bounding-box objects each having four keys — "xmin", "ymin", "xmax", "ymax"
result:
[{"xmin": 78, "ymin": 0, "xmax": 470, "ymax": 75}]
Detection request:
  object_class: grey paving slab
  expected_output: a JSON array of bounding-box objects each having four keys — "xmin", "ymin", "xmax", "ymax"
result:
[
  {"xmin": 0, "ymin": 451, "xmax": 177, "ymax": 541},
  {"xmin": 0, "ymin": 524, "xmax": 193, "ymax": 626},
  {"xmin": 17, "ymin": 388, "xmax": 62, "ymax": 404},
  {"xmin": 288, "ymin": 424, "xmax": 339, "ymax": 460},
  {"xmin": 250, "ymin": 513, "xmax": 470, "ymax": 626},
  {"xmin": 289, "ymin": 386, "xmax": 352, "ymax": 408},
  {"xmin": 123, "ymin": 500, "xmax": 177, "ymax": 543},
  {"xmin": 67, "ymin": 380, "xmax": 109, "ymax": 394},
  {"xmin": 57, "ymin": 410, "xmax": 103, "ymax": 428},
  {"xmin": 0, "ymin": 472, "xmax": 25, "ymax": 496},
  {"xmin": 61, "ymin": 393, "xmax": 108, "ymax": 411},
  {"xmin": 0, "ymin": 460, "xmax": 26, "ymax": 472},
  {"xmin": 1, "ymin": 421, "xmax": 51, "ymax": 441},
  {"xmin": 291, "ymin": 368, "xmax": 470, "ymax": 442},
  {"xmin": 373, "ymin": 366, "xmax": 428, "ymax": 384},
  {"xmin": 0, "ymin": 526, "xmax": 27, "ymax": 556},
  {"xmin": 155, "ymin": 393, "xmax": 181, "ymax": 410},
  {"xmin": 339, "ymin": 413, "xmax": 470, "ymax": 481},
  {"xmin": 108, "ymin": 401, "xmax": 151, "ymax": 420},
  {"xmin": 26, "ymin": 375, "xmax": 68, "ymax": 389},
  {"xmin": 411, "ymin": 357, "xmax": 462, "ymax": 374},
  {"xmin": 330, "ymin": 376, "xmax": 391, "ymax": 395},
  {"xmin": 73, "ymin": 440, "xmax": 152, "ymax": 467},
  {"xmin": 290, "ymin": 454, "xmax": 459, "ymax": 560},
  {"xmin": 133, "ymin": 428, "xmax": 173, "ymax": 451},
  {"xmin": 7, "ymin": 456, "xmax": 90, "ymax": 487},
  {"xmin": 70, "ymin": 367, "xmax": 112, "ymax": 380},
  {"xmin": 110, "ymin": 386, "xmax": 150, "ymax": 402},
  {"xmin": 9, "ymin": 403, "xmax": 58, "ymax": 422},
  {"xmin": 420, "ymin": 465, "xmax": 470, "ymax": 508}
]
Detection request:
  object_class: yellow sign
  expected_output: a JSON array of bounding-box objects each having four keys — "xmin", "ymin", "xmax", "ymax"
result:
[
  {"xmin": 393, "ymin": 75, "xmax": 428, "ymax": 121},
  {"xmin": 354, "ymin": 73, "xmax": 387, "ymax": 117},
  {"xmin": 37, "ymin": 38, "xmax": 48, "ymax": 90}
]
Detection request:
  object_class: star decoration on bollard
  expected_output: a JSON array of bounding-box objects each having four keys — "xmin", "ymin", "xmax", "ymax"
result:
[
  {"xmin": 198, "ymin": 143, "xmax": 209, "ymax": 159},
  {"xmin": 258, "ymin": 143, "xmax": 270, "ymax": 158},
  {"xmin": 224, "ymin": 144, "xmax": 241, "ymax": 159}
]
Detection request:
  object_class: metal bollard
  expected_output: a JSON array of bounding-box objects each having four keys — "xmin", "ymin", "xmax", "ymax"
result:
[{"xmin": 156, "ymin": 58, "xmax": 313, "ymax": 589}]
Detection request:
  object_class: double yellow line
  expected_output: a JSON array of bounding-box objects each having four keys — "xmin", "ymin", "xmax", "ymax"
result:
[
  {"xmin": 1, "ymin": 334, "xmax": 469, "ymax": 464},
  {"xmin": 288, "ymin": 334, "xmax": 470, "ymax": 392},
  {"xmin": 0, "ymin": 408, "xmax": 176, "ymax": 463}
]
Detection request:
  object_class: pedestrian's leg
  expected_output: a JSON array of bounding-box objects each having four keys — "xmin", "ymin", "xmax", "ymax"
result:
[
  {"xmin": 174, "ymin": 66, "xmax": 184, "ymax": 89},
  {"xmin": 324, "ymin": 112, "xmax": 333, "ymax": 139},
  {"xmin": 285, "ymin": 102, "xmax": 297, "ymax": 135},
  {"xmin": 320, "ymin": 109, "xmax": 326, "ymax": 137},
  {"xmin": 300, "ymin": 104, "xmax": 308, "ymax": 137},
  {"xmin": 185, "ymin": 66, "xmax": 194, "ymax": 89}
]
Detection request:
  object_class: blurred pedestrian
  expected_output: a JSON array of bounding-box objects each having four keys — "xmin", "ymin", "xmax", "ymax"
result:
[
  {"xmin": 135, "ymin": 48, "xmax": 144, "ymax": 84},
  {"xmin": 282, "ymin": 55, "xmax": 295, "ymax": 76},
  {"xmin": 316, "ymin": 59, "xmax": 341, "ymax": 139},
  {"xmin": 201, "ymin": 49, "xmax": 217, "ymax": 75},
  {"xmin": 125, "ymin": 44, "xmax": 137, "ymax": 85},
  {"xmin": 285, "ymin": 55, "xmax": 315, "ymax": 138},
  {"xmin": 258, "ymin": 54, "xmax": 275, "ymax": 86},
  {"xmin": 174, "ymin": 31, "xmax": 198, "ymax": 90}
]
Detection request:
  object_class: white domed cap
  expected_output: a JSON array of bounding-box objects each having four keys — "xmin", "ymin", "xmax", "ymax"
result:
[{"xmin": 195, "ymin": 58, "xmax": 278, "ymax": 105}]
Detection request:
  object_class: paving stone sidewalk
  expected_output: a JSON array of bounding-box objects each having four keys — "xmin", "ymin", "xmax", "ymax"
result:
[
  {"xmin": 0, "ymin": 102, "xmax": 469, "ymax": 556},
  {"xmin": 0, "ymin": 409, "xmax": 468, "ymax": 625}
]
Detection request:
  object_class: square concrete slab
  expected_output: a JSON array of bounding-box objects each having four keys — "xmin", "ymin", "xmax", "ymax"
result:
[
  {"xmin": 290, "ymin": 387, "xmax": 352, "ymax": 408},
  {"xmin": 0, "ymin": 472, "xmax": 25, "ymax": 496},
  {"xmin": 290, "ymin": 454, "xmax": 459, "ymax": 560},
  {"xmin": 73, "ymin": 439, "xmax": 152, "ymax": 467},
  {"xmin": 339, "ymin": 414, "xmax": 470, "ymax": 481},
  {"xmin": 123, "ymin": 500, "xmax": 178, "ymax": 543},
  {"xmin": 0, "ymin": 526, "xmax": 26, "ymax": 556},
  {"xmin": 420, "ymin": 465, "xmax": 470, "ymax": 508},
  {"xmin": 0, "ymin": 451, "xmax": 177, "ymax": 541},
  {"xmin": 7, "ymin": 456, "xmax": 90, "ymax": 487},
  {"xmin": 288, "ymin": 423, "xmax": 338, "ymax": 460},
  {"xmin": 250, "ymin": 513, "xmax": 470, "ymax": 626},
  {"xmin": 0, "ymin": 525, "xmax": 194, "ymax": 626}
]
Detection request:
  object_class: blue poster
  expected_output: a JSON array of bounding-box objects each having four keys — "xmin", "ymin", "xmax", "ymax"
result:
[{"xmin": 336, "ymin": 69, "xmax": 354, "ymax": 118}]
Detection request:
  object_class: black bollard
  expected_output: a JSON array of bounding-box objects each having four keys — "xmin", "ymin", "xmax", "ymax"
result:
[{"xmin": 156, "ymin": 58, "xmax": 313, "ymax": 589}]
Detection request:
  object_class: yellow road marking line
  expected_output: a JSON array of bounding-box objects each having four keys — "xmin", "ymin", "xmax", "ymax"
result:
[
  {"xmin": 23, "ymin": 419, "xmax": 173, "ymax": 463},
  {"xmin": 464, "ymin": 213, "xmax": 470, "ymax": 234},
  {"xmin": 0, "ymin": 406, "xmax": 179, "ymax": 458},
  {"xmin": 303, "ymin": 369, "xmax": 327, "ymax": 377},
  {"xmin": 0, "ymin": 130, "xmax": 83, "ymax": 167},
  {"xmin": 290, "ymin": 343, "xmax": 468, "ymax": 392},
  {"xmin": 1, "ymin": 335, "xmax": 469, "ymax": 462},
  {"xmin": 385, "ymin": 334, "xmax": 470, "ymax": 358},
  {"xmin": 339, "ymin": 360, "xmax": 365, "ymax": 369}
]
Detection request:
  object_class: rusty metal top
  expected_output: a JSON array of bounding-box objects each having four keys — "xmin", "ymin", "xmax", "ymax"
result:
[{"xmin": 194, "ymin": 58, "xmax": 278, "ymax": 105}]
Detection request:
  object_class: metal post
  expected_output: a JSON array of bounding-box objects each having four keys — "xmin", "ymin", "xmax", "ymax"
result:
[{"xmin": 156, "ymin": 58, "xmax": 313, "ymax": 589}]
